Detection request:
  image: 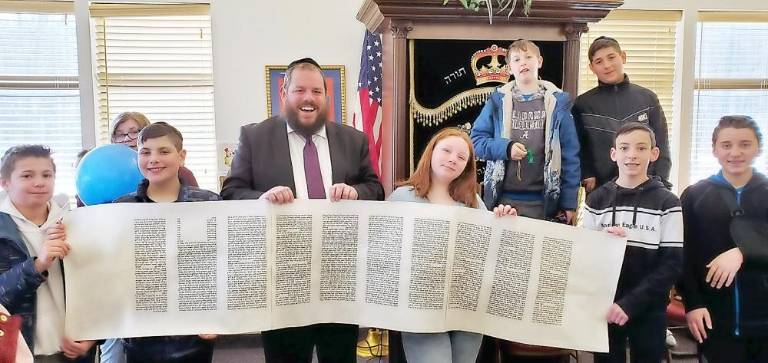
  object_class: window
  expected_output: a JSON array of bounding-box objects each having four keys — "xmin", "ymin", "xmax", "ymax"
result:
[
  {"xmin": 0, "ymin": 2, "xmax": 81, "ymax": 197},
  {"xmin": 91, "ymin": 3, "xmax": 217, "ymax": 191},
  {"xmin": 691, "ymin": 13, "xmax": 768, "ymax": 185},
  {"xmin": 579, "ymin": 10, "xmax": 681, "ymax": 151}
]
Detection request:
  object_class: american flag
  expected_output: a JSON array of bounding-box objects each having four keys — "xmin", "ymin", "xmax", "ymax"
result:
[{"xmin": 352, "ymin": 30, "xmax": 383, "ymax": 177}]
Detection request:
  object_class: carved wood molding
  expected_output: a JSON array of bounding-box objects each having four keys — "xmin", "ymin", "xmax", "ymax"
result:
[
  {"xmin": 357, "ymin": 0, "xmax": 622, "ymax": 33},
  {"xmin": 564, "ymin": 23, "xmax": 589, "ymax": 41},
  {"xmin": 357, "ymin": 0, "xmax": 387, "ymax": 34},
  {"xmin": 390, "ymin": 20, "xmax": 413, "ymax": 39}
]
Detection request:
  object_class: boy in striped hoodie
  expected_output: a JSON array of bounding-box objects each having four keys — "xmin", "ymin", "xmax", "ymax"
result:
[{"xmin": 582, "ymin": 122, "xmax": 683, "ymax": 362}]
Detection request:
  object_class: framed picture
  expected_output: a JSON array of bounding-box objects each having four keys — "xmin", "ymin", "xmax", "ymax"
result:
[{"xmin": 265, "ymin": 65, "xmax": 346, "ymax": 124}]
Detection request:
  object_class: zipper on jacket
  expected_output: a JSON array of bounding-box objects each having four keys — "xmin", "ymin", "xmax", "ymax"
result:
[
  {"xmin": 732, "ymin": 188, "xmax": 743, "ymax": 337},
  {"xmin": 734, "ymin": 278, "xmax": 741, "ymax": 336}
]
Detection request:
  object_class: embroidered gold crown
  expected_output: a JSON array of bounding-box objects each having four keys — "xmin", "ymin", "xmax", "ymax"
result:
[{"xmin": 471, "ymin": 44, "xmax": 510, "ymax": 85}]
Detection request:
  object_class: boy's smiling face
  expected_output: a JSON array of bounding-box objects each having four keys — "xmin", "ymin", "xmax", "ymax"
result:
[
  {"xmin": 713, "ymin": 127, "xmax": 760, "ymax": 178},
  {"xmin": 508, "ymin": 49, "xmax": 542, "ymax": 86},
  {"xmin": 1, "ymin": 156, "xmax": 55, "ymax": 210},
  {"xmin": 611, "ymin": 129, "xmax": 659, "ymax": 179},
  {"xmin": 138, "ymin": 136, "xmax": 186, "ymax": 185},
  {"xmin": 589, "ymin": 46, "xmax": 627, "ymax": 85}
]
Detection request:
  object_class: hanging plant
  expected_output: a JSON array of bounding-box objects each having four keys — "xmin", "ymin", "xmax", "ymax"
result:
[{"xmin": 444, "ymin": 0, "xmax": 534, "ymax": 24}]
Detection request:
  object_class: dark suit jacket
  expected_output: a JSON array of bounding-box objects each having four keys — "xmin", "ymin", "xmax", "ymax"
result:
[{"xmin": 221, "ymin": 117, "xmax": 384, "ymax": 201}]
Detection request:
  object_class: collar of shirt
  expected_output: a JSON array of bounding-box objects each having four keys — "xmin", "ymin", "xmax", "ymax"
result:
[
  {"xmin": 0, "ymin": 196, "xmax": 64, "ymax": 231},
  {"xmin": 286, "ymin": 122, "xmax": 328, "ymax": 141},
  {"xmin": 133, "ymin": 178, "xmax": 189, "ymax": 203}
]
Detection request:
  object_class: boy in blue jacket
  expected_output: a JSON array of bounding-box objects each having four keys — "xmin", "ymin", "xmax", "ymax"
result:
[
  {"xmin": 470, "ymin": 39, "xmax": 581, "ymax": 363},
  {"xmin": 471, "ymin": 39, "xmax": 580, "ymax": 222}
]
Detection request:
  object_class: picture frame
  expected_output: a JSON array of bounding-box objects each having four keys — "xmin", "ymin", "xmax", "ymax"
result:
[{"xmin": 265, "ymin": 65, "xmax": 346, "ymax": 124}]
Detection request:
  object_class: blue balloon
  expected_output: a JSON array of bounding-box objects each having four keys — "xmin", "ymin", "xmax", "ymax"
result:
[{"xmin": 76, "ymin": 144, "xmax": 143, "ymax": 205}]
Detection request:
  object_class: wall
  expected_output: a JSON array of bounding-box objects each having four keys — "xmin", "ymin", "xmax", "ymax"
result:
[
  {"xmin": 73, "ymin": 0, "xmax": 368, "ymax": 186},
  {"xmin": 210, "ymin": 0, "xmax": 367, "ymax": 143}
]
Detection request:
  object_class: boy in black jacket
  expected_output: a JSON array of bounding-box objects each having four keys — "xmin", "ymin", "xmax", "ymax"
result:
[
  {"xmin": 677, "ymin": 115, "xmax": 768, "ymax": 363},
  {"xmin": 574, "ymin": 36, "xmax": 672, "ymax": 192},
  {"xmin": 583, "ymin": 122, "xmax": 683, "ymax": 362}
]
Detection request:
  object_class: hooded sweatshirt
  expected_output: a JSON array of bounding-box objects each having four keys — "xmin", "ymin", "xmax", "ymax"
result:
[
  {"xmin": 583, "ymin": 176, "xmax": 683, "ymax": 317},
  {"xmin": 677, "ymin": 171, "xmax": 768, "ymax": 337}
]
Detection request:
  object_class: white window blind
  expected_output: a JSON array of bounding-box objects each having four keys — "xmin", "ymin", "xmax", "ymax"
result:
[
  {"xmin": 0, "ymin": 3, "xmax": 81, "ymax": 198},
  {"xmin": 579, "ymin": 10, "xmax": 680, "ymax": 148},
  {"xmin": 92, "ymin": 3, "xmax": 217, "ymax": 191},
  {"xmin": 691, "ymin": 14, "xmax": 768, "ymax": 185}
]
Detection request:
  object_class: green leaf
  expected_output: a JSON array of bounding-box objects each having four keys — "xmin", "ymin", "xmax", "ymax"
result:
[
  {"xmin": 523, "ymin": 0, "xmax": 532, "ymax": 15},
  {"xmin": 445, "ymin": 0, "xmax": 535, "ymax": 20}
]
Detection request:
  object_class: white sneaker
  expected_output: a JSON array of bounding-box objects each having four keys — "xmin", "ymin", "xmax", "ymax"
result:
[{"xmin": 665, "ymin": 329, "xmax": 677, "ymax": 347}]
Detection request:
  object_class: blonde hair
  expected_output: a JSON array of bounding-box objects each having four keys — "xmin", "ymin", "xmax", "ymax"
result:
[
  {"xmin": 507, "ymin": 39, "xmax": 541, "ymax": 58},
  {"xmin": 110, "ymin": 112, "xmax": 151, "ymax": 142}
]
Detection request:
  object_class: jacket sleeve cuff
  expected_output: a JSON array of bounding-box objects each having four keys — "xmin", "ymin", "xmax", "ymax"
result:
[
  {"xmin": 615, "ymin": 298, "xmax": 640, "ymax": 318},
  {"xmin": 22, "ymin": 258, "xmax": 47, "ymax": 285},
  {"xmin": 492, "ymin": 138, "xmax": 512, "ymax": 160},
  {"xmin": 559, "ymin": 190, "xmax": 579, "ymax": 211},
  {"xmin": 681, "ymin": 297, "xmax": 706, "ymax": 313}
]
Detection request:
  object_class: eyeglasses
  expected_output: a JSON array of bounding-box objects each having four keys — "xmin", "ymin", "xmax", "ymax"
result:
[{"xmin": 112, "ymin": 130, "xmax": 139, "ymax": 143}]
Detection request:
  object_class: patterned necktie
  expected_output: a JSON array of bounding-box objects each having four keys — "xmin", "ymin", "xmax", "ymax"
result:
[{"xmin": 303, "ymin": 136, "xmax": 326, "ymax": 199}]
